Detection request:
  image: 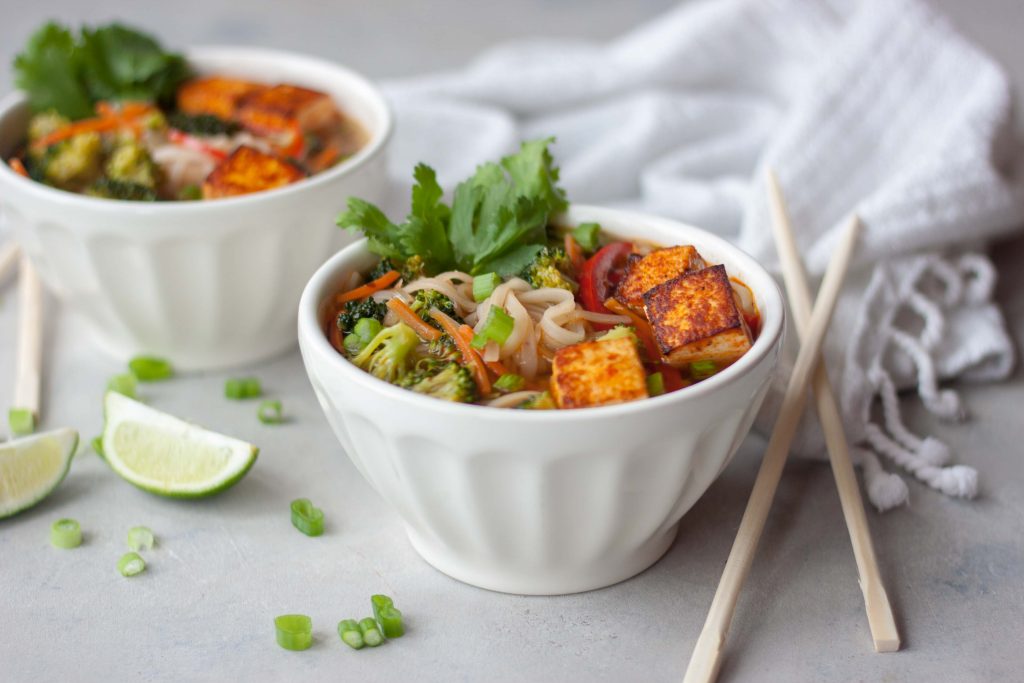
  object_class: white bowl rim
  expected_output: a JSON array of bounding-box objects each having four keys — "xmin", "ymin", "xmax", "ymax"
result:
[
  {"xmin": 0, "ymin": 45, "xmax": 393, "ymax": 217},
  {"xmin": 299, "ymin": 204, "xmax": 784, "ymax": 422}
]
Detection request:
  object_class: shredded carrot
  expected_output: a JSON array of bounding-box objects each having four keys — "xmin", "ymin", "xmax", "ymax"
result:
[
  {"xmin": 326, "ymin": 304, "xmax": 346, "ymax": 354},
  {"xmin": 603, "ymin": 297, "xmax": 661, "ymax": 361},
  {"xmin": 335, "ymin": 270, "xmax": 400, "ymax": 305},
  {"xmin": 565, "ymin": 233, "xmax": 585, "ymax": 273},
  {"xmin": 9, "ymin": 158, "xmax": 29, "ymax": 178},
  {"xmin": 430, "ymin": 310, "xmax": 491, "ymax": 394},
  {"xmin": 459, "ymin": 324, "xmax": 509, "ymax": 376},
  {"xmin": 31, "ymin": 102, "xmax": 157, "ymax": 150},
  {"xmin": 308, "ymin": 143, "xmax": 341, "ymax": 172},
  {"xmin": 387, "ymin": 297, "xmax": 442, "ymax": 342}
]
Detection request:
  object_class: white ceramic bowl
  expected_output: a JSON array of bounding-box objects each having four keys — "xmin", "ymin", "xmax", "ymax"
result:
[
  {"xmin": 0, "ymin": 47, "xmax": 392, "ymax": 370},
  {"xmin": 298, "ymin": 206, "xmax": 784, "ymax": 595}
]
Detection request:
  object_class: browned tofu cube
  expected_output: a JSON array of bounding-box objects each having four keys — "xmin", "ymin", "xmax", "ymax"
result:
[
  {"xmin": 176, "ymin": 77, "xmax": 266, "ymax": 119},
  {"xmin": 202, "ymin": 146, "xmax": 306, "ymax": 199},
  {"xmin": 237, "ymin": 84, "xmax": 340, "ymax": 133},
  {"xmin": 614, "ymin": 245, "xmax": 707, "ymax": 313},
  {"xmin": 643, "ymin": 264, "xmax": 752, "ymax": 368},
  {"xmin": 550, "ymin": 337, "xmax": 649, "ymax": 409}
]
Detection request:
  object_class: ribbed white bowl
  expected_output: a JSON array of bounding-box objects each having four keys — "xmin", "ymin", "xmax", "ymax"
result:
[
  {"xmin": 0, "ymin": 47, "xmax": 392, "ymax": 370},
  {"xmin": 298, "ymin": 206, "xmax": 784, "ymax": 594}
]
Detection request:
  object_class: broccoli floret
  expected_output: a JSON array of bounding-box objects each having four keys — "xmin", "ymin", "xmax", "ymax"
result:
[
  {"xmin": 405, "ymin": 362, "xmax": 477, "ymax": 403},
  {"xmin": 599, "ymin": 325, "xmax": 638, "ymax": 343},
  {"xmin": 27, "ymin": 111, "xmax": 70, "ymax": 144},
  {"xmin": 409, "ymin": 289, "xmax": 461, "ymax": 329},
  {"xmin": 43, "ymin": 132, "xmax": 103, "ymax": 189},
  {"xmin": 519, "ymin": 246, "xmax": 577, "ymax": 292},
  {"xmin": 105, "ymin": 139, "xmax": 159, "ymax": 188},
  {"xmin": 337, "ymin": 298, "xmax": 387, "ymax": 336},
  {"xmin": 351, "ymin": 322, "xmax": 419, "ymax": 384},
  {"xmin": 368, "ymin": 258, "xmax": 396, "ymax": 281},
  {"xmin": 517, "ymin": 391, "xmax": 557, "ymax": 410},
  {"xmin": 370, "ymin": 255, "xmax": 427, "ymax": 283},
  {"xmin": 86, "ymin": 178, "xmax": 158, "ymax": 202},
  {"xmin": 167, "ymin": 112, "xmax": 240, "ymax": 136},
  {"xmin": 427, "ymin": 334, "xmax": 462, "ymax": 362}
]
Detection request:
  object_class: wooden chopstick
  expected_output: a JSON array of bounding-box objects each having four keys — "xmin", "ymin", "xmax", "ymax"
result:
[
  {"xmin": 766, "ymin": 170, "xmax": 900, "ymax": 653},
  {"xmin": 683, "ymin": 211, "xmax": 862, "ymax": 683},
  {"xmin": 0, "ymin": 241, "xmax": 20, "ymax": 285},
  {"xmin": 13, "ymin": 254, "xmax": 43, "ymax": 427}
]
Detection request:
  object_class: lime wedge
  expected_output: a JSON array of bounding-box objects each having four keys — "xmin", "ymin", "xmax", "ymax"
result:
[
  {"xmin": 102, "ymin": 392, "xmax": 258, "ymax": 498},
  {"xmin": 0, "ymin": 428, "xmax": 79, "ymax": 519}
]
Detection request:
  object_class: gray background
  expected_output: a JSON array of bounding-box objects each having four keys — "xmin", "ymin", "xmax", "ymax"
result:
[{"xmin": 1, "ymin": 1, "xmax": 1023, "ymax": 681}]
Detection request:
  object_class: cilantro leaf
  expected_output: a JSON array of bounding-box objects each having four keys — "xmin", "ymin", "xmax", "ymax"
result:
[{"xmin": 13, "ymin": 23, "xmax": 94, "ymax": 120}]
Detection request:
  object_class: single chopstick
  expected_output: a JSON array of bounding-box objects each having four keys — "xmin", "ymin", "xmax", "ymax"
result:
[
  {"xmin": 13, "ymin": 254, "xmax": 43, "ymax": 426},
  {"xmin": 683, "ymin": 212, "xmax": 862, "ymax": 683},
  {"xmin": 0, "ymin": 241, "xmax": 20, "ymax": 285},
  {"xmin": 766, "ymin": 170, "xmax": 900, "ymax": 653}
]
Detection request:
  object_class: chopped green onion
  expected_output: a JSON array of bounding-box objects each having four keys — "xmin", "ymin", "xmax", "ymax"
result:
[
  {"xmin": 690, "ymin": 360, "xmax": 718, "ymax": 380},
  {"xmin": 127, "ymin": 526, "xmax": 155, "ymax": 551},
  {"xmin": 471, "ymin": 307, "xmax": 515, "ymax": 350},
  {"xmin": 371, "ymin": 594, "xmax": 405, "ymax": 638},
  {"xmin": 338, "ymin": 619, "xmax": 365, "ymax": 650},
  {"xmin": 50, "ymin": 518, "xmax": 82, "ymax": 549},
  {"xmin": 117, "ymin": 551, "xmax": 146, "ymax": 577},
  {"xmin": 225, "ymin": 377, "xmax": 262, "ymax": 400},
  {"xmin": 472, "ymin": 272, "xmax": 501, "ymax": 302},
  {"xmin": 572, "ymin": 222, "xmax": 601, "ymax": 252},
  {"xmin": 358, "ymin": 617, "xmax": 383, "ymax": 647},
  {"xmin": 8, "ymin": 408, "xmax": 35, "ymax": 437},
  {"xmin": 107, "ymin": 373, "xmax": 138, "ymax": 398},
  {"xmin": 494, "ymin": 374, "xmax": 526, "ymax": 393},
  {"xmin": 258, "ymin": 400, "xmax": 285, "ymax": 425},
  {"xmin": 178, "ymin": 184, "xmax": 202, "ymax": 201},
  {"xmin": 128, "ymin": 356, "xmax": 174, "ymax": 382},
  {"xmin": 646, "ymin": 372, "xmax": 665, "ymax": 397},
  {"xmin": 290, "ymin": 498, "xmax": 324, "ymax": 536},
  {"xmin": 274, "ymin": 614, "xmax": 313, "ymax": 651},
  {"xmin": 353, "ymin": 317, "xmax": 383, "ymax": 344}
]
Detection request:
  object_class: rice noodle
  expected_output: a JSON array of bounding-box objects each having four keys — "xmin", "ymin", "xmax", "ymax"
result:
[
  {"xmin": 574, "ymin": 310, "xmax": 632, "ymax": 326},
  {"xmin": 486, "ymin": 391, "xmax": 542, "ymax": 408}
]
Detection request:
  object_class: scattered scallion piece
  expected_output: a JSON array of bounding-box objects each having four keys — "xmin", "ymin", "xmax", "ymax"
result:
[
  {"xmin": 107, "ymin": 373, "xmax": 138, "ymax": 398},
  {"xmin": 225, "ymin": 377, "xmax": 262, "ymax": 400},
  {"xmin": 50, "ymin": 518, "xmax": 82, "ymax": 549},
  {"xmin": 178, "ymin": 184, "xmax": 202, "ymax": 201},
  {"xmin": 358, "ymin": 617, "xmax": 383, "ymax": 647},
  {"xmin": 690, "ymin": 360, "xmax": 718, "ymax": 380},
  {"xmin": 117, "ymin": 551, "xmax": 146, "ymax": 577},
  {"xmin": 8, "ymin": 408, "xmax": 35, "ymax": 437},
  {"xmin": 127, "ymin": 526, "xmax": 155, "ymax": 552},
  {"xmin": 258, "ymin": 400, "xmax": 285, "ymax": 425},
  {"xmin": 472, "ymin": 272, "xmax": 501, "ymax": 302},
  {"xmin": 290, "ymin": 498, "xmax": 324, "ymax": 537},
  {"xmin": 646, "ymin": 372, "xmax": 665, "ymax": 397},
  {"xmin": 128, "ymin": 356, "xmax": 174, "ymax": 382},
  {"xmin": 371, "ymin": 594, "xmax": 405, "ymax": 638},
  {"xmin": 494, "ymin": 374, "xmax": 525, "ymax": 393},
  {"xmin": 274, "ymin": 614, "xmax": 313, "ymax": 651},
  {"xmin": 471, "ymin": 307, "xmax": 515, "ymax": 350},
  {"xmin": 572, "ymin": 222, "xmax": 601, "ymax": 252},
  {"xmin": 338, "ymin": 619, "xmax": 365, "ymax": 650}
]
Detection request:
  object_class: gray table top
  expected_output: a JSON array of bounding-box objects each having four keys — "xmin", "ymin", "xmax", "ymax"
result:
[{"xmin": 1, "ymin": 2, "xmax": 1022, "ymax": 682}]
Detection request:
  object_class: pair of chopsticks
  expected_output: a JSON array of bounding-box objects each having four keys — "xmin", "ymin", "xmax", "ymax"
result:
[
  {"xmin": 0, "ymin": 241, "xmax": 42, "ymax": 437},
  {"xmin": 683, "ymin": 171, "xmax": 899, "ymax": 683}
]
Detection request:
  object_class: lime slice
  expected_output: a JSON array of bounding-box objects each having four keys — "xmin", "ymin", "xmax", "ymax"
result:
[
  {"xmin": 0, "ymin": 428, "xmax": 79, "ymax": 519},
  {"xmin": 102, "ymin": 392, "xmax": 258, "ymax": 498}
]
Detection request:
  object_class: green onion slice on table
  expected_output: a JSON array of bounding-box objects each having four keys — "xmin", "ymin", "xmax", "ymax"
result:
[
  {"xmin": 107, "ymin": 373, "xmax": 138, "ymax": 398},
  {"xmin": 225, "ymin": 377, "xmax": 262, "ymax": 400},
  {"xmin": 338, "ymin": 619, "xmax": 365, "ymax": 650},
  {"xmin": 127, "ymin": 526, "xmax": 154, "ymax": 551},
  {"xmin": 8, "ymin": 408, "xmax": 35, "ymax": 437},
  {"xmin": 50, "ymin": 518, "xmax": 82, "ymax": 548},
  {"xmin": 117, "ymin": 551, "xmax": 146, "ymax": 577},
  {"xmin": 358, "ymin": 617, "xmax": 383, "ymax": 647},
  {"xmin": 258, "ymin": 400, "xmax": 285, "ymax": 425},
  {"xmin": 128, "ymin": 356, "xmax": 174, "ymax": 382},
  {"xmin": 290, "ymin": 498, "xmax": 324, "ymax": 536},
  {"xmin": 371, "ymin": 594, "xmax": 405, "ymax": 638},
  {"xmin": 274, "ymin": 614, "xmax": 313, "ymax": 651}
]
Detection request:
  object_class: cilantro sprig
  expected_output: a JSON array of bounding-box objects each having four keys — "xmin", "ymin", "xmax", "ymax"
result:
[{"xmin": 337, "ymin": 138, "xmax": 568, "ymax": 277}]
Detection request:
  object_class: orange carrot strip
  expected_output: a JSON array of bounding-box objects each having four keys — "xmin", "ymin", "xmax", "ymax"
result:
[
  {"xmin": 565, "ymin": 233, "xmax": 585, "ymax": 273},
  {"xmin": 326, "ymin": 304, "xmax": 346, "ymax": 354},
  {"xmin": 309, "ymin": 143, "xmax": 341, "ymax": 172},
  {"xmin": 459, "ymin": 324, "xmax": 508, "ymax": 376},
  {"xmin": 335, "ymin": 270, "xmax": 400, "ymax": 305},
  {"xmin": 431, "ymin": 310, "xmax": 491, "ymax": 394},
  {"xmin": 9, "ymin": 158, "xmax": 29, "ymax": 178},
  {"xmin": 604, "ymin": 297, "xmax": 661, "ymax": 361},
  {"xmin": 387, "ymin": 297, "xmax": 442, "ymax": 342},
  {"xmin": 32, "ymin": 117, "xmax": 123, "ymax": 150}
]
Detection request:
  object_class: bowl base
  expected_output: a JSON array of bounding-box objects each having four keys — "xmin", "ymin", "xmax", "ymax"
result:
[{"xmin": 405, "ymin": 524, "xmax": 680, "ymax": 596}]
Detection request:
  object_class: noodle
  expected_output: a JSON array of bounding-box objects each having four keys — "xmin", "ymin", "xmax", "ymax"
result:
[{"xmin": 486, "ymin": 391, "xmax": 541, "ymax": 408}]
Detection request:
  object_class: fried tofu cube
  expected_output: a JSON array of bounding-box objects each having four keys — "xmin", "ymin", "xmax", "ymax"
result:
[
  {"xmin": 614, "ymin": 245, "xmax": 707, "ymax": 313},
  {"xmin": 176, "ymin": 77, "xmax": 266, "ymax": 119},
  {"xmin": 643, "ymin": 264, "xmax": 752, "ymax": 368},
  {"xmin": 237, "ymin": 84, "xmax": 340, "ymax": 133},
  {"xmin": 202, "ymin": 146, "xmax": 305, "ymax": 199},
  {"xmin": 551, "ymin": 337, "xmax": 649, "ymax": 409}
]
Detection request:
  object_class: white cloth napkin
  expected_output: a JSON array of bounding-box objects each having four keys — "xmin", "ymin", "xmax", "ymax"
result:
[{"xmin": 381, "ymin": 0, "xmax": 1024, "ymax": 510}]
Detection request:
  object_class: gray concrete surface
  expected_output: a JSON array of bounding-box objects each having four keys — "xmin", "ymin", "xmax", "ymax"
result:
[{"xmin": 1, "ymin": 1, "xmax": 1023, "ymax": 681}]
